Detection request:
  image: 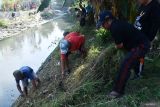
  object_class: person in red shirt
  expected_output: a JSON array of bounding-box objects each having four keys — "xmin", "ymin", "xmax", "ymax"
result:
[{"xmin": 60, "ymin": 32, "xmax": 86, "ymax": 79}]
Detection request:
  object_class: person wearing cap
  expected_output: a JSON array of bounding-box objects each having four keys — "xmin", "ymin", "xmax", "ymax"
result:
[
  {"xmin": 97, "ymin": 10, "xmax": 150, "ymax": 98},
  {"xmin": 13, "ymin": 66, "xmax": 40, "ymax": 97},
  {"xmin": 60, "ymin": 32, "xmax": 86, "ymax": 79},
  {"xmin": 133, "ymin": 0, "xmax": 160, "ymax": 78}
]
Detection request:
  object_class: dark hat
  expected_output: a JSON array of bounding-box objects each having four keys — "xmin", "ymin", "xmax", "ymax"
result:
[
  {"xmin": 96, "ymin": 10, "xmax": 113, "ymax": 28},
  {"xmin": 13, "ymin": 70, "xmax": 24, "ymax": 80},
  {"xmin": 63, "ymin": 31, "xmax": 70, "ymax": 36}
]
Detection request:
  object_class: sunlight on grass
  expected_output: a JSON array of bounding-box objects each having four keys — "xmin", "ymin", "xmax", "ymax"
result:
[
  {"xmin": 73, "ymin": 64, "xmax": 88, "ymax": 80},
  {"xmin": 87, "ymin": 46, "xmax": 100, "ymax": 59}
]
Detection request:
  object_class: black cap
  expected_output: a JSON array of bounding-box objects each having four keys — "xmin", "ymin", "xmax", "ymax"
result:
[
  {"xmin": 96, "ymin": 10, "xmax": 113, "ymax": 28},
  {"xmin": 13, "ymin": 70, "xmax": 24, "ymax": 80},
  {"xmin": 63, "ymin": 31, "xmax": 70, "ymax": 36}
]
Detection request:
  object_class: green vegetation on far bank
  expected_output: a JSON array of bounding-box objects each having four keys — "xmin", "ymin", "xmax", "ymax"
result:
[{"xmin": 0, "ymin": 19, "xmax": 8, "ymax": 28}]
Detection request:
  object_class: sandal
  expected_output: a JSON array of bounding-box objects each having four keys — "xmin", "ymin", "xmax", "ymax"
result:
[{"xmin": 108, "ymin": 91, "xmax": 123, "ymax": 99}]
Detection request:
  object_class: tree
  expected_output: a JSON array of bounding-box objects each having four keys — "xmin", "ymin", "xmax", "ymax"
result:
[
  {"xmin": 37, "ymin": 0, "xmax": 51, "ymax": 12},
  {"xmin": 90, "ymin": 0, "xmax": 137, "ymax": 23}
]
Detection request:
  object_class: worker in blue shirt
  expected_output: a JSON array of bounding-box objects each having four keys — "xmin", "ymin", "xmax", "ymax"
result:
[
  {"xmin": 97, "ymin": 11, "xmax": 150, "ymax": 98},
  {"xmin": 13, "ymin": 66, "xmax": 40, "ymax": 97}
]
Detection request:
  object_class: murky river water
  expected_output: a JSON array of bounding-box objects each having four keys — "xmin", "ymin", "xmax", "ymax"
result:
[{"xmin": 0, "ymin": 1, "xmax": 74, "ymax": 106}]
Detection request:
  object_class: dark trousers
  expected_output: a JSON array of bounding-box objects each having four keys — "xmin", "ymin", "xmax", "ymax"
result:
[
  {"xmin": 113, "ymin": 42, "xmax": 150, "ymax": 94},
  {"xmin": 80, "ymin": 17, "xmax": 86, "ymax": 27}
]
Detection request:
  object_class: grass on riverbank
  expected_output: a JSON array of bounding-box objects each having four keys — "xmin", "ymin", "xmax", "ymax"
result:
[
  {"xmin": 0, "ymin": 19, "xmax": 8, "ymax": 28},
  {"xmin": 47, "ymin": 25, "xmax": 160, "ymax": 107},
  {"xmin": 13, "ymin": 24, "xmax": 160, "ymax": 107}
]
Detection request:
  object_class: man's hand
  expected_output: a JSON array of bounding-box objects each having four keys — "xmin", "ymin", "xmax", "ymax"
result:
[
  {"xmin": 116, "ymin": 43, "xmax": 123, "ymax": 49},
  {"xmin": 17, "ymin": 84, "xmax": 24, "ymax": 95}
]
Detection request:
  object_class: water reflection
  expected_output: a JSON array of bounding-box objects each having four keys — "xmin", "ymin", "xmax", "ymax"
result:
[{"xmin": 0, "ymin": 21, "xmax": 64, "ymax": 107}]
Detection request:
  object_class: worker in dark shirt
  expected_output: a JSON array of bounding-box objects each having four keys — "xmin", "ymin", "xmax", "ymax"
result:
[
  {"xmin": 134, "ymin": 0, "xmax": 160, "ymax": 41},
  {"xmin": 134, "ymin": 0, "xmax": 160, "ymax": 78},
  {"xmin": 79, "ymin": 2, "xmax": 86, "ymax": 27},
  {"xmin": 97, "ymin": 11, "xmax": 150, "ymax": 98}
]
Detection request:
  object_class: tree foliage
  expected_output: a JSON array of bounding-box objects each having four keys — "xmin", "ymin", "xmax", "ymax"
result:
[
  {"xmin": 37, "ymin": 0, "xmax": 51, "ymax": 12},
  {"xmin": 89, "ymin": 0, "xmax": 137, "ymax": 23}
]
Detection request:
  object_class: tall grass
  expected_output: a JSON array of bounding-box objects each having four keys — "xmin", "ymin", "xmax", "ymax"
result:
[{"xmin": 12, "ymin": 8, "xmax": 160, "ymax": 107}]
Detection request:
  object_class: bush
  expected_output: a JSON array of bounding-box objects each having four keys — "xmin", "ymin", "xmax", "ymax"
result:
[
  {"xmin": 0, "ymin": 19, "xmax": 8, "ymax": 28},
  {"xmin": 96, "ymin": 28, "xmax": 111, "ymax": 45},
  {"xmin": 37, "ymin": 0, "xmax": 51, "ymax": 12}
]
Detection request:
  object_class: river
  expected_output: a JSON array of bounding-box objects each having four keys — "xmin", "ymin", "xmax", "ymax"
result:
[{"xmin": 0, "ymin": 1, "xmax": 74, "ymax": 106}]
